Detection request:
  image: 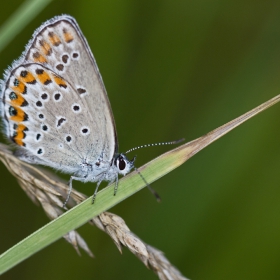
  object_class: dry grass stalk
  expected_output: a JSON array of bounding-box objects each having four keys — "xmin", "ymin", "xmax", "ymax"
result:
[
  {"xmin": 92, "ymin": 213, "xmax": 189, "ymax": 280},
  {"xmin": 0, "ymin": 143, "xmax": 188, "ymax": 279}
]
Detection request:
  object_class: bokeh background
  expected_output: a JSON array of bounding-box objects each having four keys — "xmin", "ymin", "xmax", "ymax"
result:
[{"xmin": 1, "ymin": 0, "xmax": 280, "ymax": 279}]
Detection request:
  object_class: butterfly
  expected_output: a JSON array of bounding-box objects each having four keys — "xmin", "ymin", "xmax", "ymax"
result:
[
  {"xmin": 1, "ymin": 15, "xmax": 182, "ymax": 205},
  {"xmin": 0, "ymin": 15, "xmax": 137, "ymax": 204}
]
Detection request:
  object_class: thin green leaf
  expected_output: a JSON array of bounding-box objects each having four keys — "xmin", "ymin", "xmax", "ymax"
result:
[{"xmin": 0, "ymin": 0, "xmax": 53, "ymax": 52}]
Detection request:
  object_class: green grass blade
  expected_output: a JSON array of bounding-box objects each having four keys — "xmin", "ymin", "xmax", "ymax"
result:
[
  {"xmin": 0, "ymin": 0, "xmax": 53, "ymax": 52},
  {"xmin": 1, "ymin": 93, "xmax": 280, "ymax": 274}
]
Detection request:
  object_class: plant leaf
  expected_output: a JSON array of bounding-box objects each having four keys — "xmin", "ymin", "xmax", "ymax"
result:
[{"xmin": 0, "ymin": 0, "xmax": 53, "ymax": 52}]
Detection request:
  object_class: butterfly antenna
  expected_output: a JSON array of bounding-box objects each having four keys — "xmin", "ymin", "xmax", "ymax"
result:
[
  {"xmin": 127, "ymin": 138, "xmax": 184, "ymax": 202},
  {"xmin": 134, "ymin": 165, "xmax": 161, "ymax": 202},
  {"xmin": 125, "ymin": 138, "xmax": 185, "ymax": 154}
]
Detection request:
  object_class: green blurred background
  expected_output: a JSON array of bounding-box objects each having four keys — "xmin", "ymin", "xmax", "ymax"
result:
[{"xmin": 1, "ymin": 0, "xmax": 280, "ymax": 279}]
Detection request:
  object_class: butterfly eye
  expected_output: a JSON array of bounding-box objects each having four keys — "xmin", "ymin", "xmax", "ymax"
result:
[{"xmin": 118, "ymin": 157, "xmax": 126, "ymax": 171}]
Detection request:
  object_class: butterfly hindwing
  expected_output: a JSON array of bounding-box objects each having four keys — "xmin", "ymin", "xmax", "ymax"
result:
[{"xmin": 2, "ymin": 63, "xmax": 91, "ymax": 172}]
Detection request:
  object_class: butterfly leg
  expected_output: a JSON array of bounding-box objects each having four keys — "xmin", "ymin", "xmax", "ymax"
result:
[
  {"xmin": 92, "ymin": 181, "xmax": 101, "ymax": 204},
  {"xmin": 63, "ymin": 176, "xmax": 74, "ymax": 208},
  {"xmin": 114, "ymin": 176, "xmax": 119, "ymax": 196},
  {"xmin": 64, "ymin": 176, "xmax": 87, "ymax": 208}
]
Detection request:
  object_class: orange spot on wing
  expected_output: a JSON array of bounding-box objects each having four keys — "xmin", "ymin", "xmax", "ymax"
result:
[
  {"xmin": 37, "ymin": 71, "xmax": 51, "ymax": 85},
  {"xmin": 9, "ymin": 93, "xmax": 25, "ymax": 107},
  {"xmin": 49, "ymin": 32, "xmax": 61, "ymax": 46},
  {"xmin": 33, "ymin": 52, "xmax": 47, "ymax": 63},
  {"xmin": 10, "ymin": 107, "xmax": 27, "ymax": 123},
  {"xmin": 52, "ymin": 75, "xmax": 67, "ymax": 88},
  {"xmin": 40, "ymin": 40, "xmax": 52, "ymax": 56},
  {"xmin": 18, "ymin": 72, "xmax": 36, "ymax": 84},
  {"xmin": 13, "ymin": 124, "xmax": 27, "ymax": 146},
  {"xmin": 12, "ymin": 81, "xmax": 25, "ymax": 94},
  {"xmin": 63, "ymin": 29, "xmax": 74, "ymax": 43}
]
